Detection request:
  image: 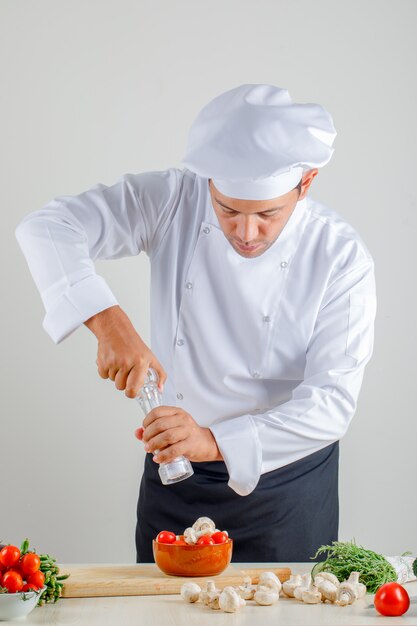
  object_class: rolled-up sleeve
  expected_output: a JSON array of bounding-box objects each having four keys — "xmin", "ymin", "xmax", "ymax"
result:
[
  {"xmin": 15, "ymin": 169, "xmax": 181, "ymax": 343},
  {"xmin": 210, "ymin": 260, "xmax": 377, "ymax": 496}
]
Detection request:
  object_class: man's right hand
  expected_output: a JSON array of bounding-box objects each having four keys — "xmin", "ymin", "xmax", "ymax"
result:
[{"xmin": 84, "ymin": 305, "xmax": 166, "ymax": 398}]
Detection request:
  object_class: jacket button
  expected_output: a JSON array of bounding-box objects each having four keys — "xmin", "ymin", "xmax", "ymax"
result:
[
  {"xmin": 280, "ymin": 260, "xmax": 288, "ymax": 268},
  {"xmin": 203, "ymin": 226, "xmax": 211, "ymax": 234},
  {"xmin": 185, "ymin": 282, "xmax": 193, "ymax": 290},
  {"xmin": 263, "ymin": 315, "xmax": 271, "ymax": 323},
  {"xmin": 176, "ymin": 339, "xmax": 185, "ymax": 346},
  {"xmin": 176, "ymin": 393, "xmax": 183, "ymax": 400},
  {"xmin": 252, "ymin": 372, "xmax": 261, "ymax": 379}
]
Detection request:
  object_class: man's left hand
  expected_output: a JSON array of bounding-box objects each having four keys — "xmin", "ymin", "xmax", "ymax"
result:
[{"xmin": 137, "ymin": 406, "xmax": 223, "ymax": 464}]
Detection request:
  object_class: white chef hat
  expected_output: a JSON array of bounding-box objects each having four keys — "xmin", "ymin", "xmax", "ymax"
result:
[{"xmin": 181, "ymin": 84, "xmax": 336, "ymax": 200}]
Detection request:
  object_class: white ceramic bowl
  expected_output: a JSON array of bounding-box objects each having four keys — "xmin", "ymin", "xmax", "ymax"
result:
[{"xmin": 0, "ymin": 586, "xmax": 46, "ymax": 621}]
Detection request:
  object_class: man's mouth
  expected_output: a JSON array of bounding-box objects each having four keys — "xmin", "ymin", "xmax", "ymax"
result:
[{"xmin": 233, "ymin": 241, "xmax": 263, "ymax": 253}]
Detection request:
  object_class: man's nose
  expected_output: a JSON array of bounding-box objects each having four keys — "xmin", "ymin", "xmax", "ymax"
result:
[{"xmin": 235, "ymin": 215, "xmax": 259, "ymax": 242}]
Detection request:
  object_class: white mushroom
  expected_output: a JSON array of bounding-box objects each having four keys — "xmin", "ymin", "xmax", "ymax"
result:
[
  {"xmin": 314, "ymin": 571, "xmax": 340, "ymax": 588},
  {"xmin": 282, "ymin": 574, "xmax": 303, "ymax": 597},
  {"xmin": 207, "ymin": 592, "xmax": 221, "ymax": 610},
  {"xmin": 293, "ymin": 573, "xmax": 312, "ymax": 600},
  {"xmin": 258, "ymin": 571, "xmax": 282, "ymax": 594},
  {"xmin": 236, "ymin": 576, "xmax": 257, "ymax": 600},
  {"xmin": 192, "ymin": 517, "xmax": 216, "ymax": 534},
  {"xmin": 346, "ymin": 572, "xmax": 367, "ymax": 598},
  {"xmin": 183, "ymin": 527, "xmax": 198, "ymax": 545},
  {"xmin": 195, "ymin": 527, "xmax": 217, "ymax": 539},
  {"xmin": 180, "ymin": 582, "xmax": 201, "ymax": 603},
  {"xmin": 254, "ymin": 584, "xmax": 280, "ymax": 605},
  {"xmin": 219, "ymin": 586, "xmax": 245, "ymax": 612},
  {"xmin": 316, "ymin": 578, "xmax": 338, "ymax": 603},
  {"xmin": 336, "ymin": 582, "xmax": 358, "ymax": 606},
  {"xmin": 301, "ymin": 583, "xmax": 322, "ymax": 604},
  {"xmin": 200, "ymin": 581, "xmax": 220, "ymax": 605}
]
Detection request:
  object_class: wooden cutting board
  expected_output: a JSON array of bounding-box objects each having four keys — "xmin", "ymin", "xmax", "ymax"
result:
[{"xmin": 61, "ymin": 564, "xmax": 291, "ymax": 598}]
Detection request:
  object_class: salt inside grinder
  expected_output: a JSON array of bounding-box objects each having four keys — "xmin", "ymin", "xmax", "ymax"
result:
[{"xmin": 136, "ymin": 369, "xmax": 194, "ymax": 484}]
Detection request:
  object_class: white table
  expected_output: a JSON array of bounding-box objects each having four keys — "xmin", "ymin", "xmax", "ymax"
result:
[{"xmin": 2, "ymin": 563, "xmax": 416, "ymax": 625}]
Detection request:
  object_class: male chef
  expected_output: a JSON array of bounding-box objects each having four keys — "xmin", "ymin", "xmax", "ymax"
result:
[{"xmin": 16, "ymin": 84, "xmax": 376, "ymax": 563}]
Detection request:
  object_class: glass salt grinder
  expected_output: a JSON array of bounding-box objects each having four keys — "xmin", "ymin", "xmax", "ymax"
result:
[{"xmin": 136, "ymin": 369, "xmax": 194, "ymax": 485}]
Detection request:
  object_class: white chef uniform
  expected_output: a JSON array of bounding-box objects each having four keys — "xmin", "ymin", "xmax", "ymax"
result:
[{"xmin": 15, "ymin": 164, "xmax": 376, "ymax": 497}]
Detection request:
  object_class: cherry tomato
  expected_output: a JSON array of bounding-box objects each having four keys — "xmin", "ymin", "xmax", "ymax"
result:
[
  {"xmin": 21, "ymin": 552, "xmax": 41, "ymax": 575},
  {"xmin": 211, "ymin": 531, "xmax": 228, "ymax": 544},
  {"xmin": 2, "ymin": 570, "xmax": 24, "ymax": 593},
  {"xmin": 0, "ymin": 545, "xmax": 21, "ymax": 568},
  {"xmin": 156, "ymin": 531, "xmax": 176, "ymax": 544},
  {"xmin": 374, "ymin": 582, "xmax": 410, "ymax": 616},
  {"xmin": 197, "ymin": 535, "xmax": 215, "ymax": 545},
  {"xmin": 27, "ymin": 570, "xmax": 45, "ymax": 588},
  {"xmin": 22, "ymin": 583, "xmax": 40, "ymax": 592}
]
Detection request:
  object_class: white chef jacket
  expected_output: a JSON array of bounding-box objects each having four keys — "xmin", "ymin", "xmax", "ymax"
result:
[{"xmin": 15, "ymin": 168, "xmax": 377, "ymax": 496}]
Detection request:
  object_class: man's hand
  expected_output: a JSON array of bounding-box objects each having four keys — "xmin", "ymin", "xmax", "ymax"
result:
[
  {"xmin": 84, "ymin": 305, "xmax": 166, "ymax": 398},
  {"xmin": 138, "ymin": 406, "xmax": 223, "ymax": 464}
]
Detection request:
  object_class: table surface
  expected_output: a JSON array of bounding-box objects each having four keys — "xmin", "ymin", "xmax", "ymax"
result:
[{"xmin": 1, "ymin": 563, "xmax": 416, "ymax": 625}]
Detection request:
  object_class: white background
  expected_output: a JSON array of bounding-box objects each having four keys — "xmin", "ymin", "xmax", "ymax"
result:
[{"xmin": 1, "ymin": 0, "xmax": 416, "ymax": 562}]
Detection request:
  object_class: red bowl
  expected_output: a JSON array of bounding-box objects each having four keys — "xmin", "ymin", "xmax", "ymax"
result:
[{"xmin": 153, "ymin": 536, "xmax": 233, "ymax": 576}]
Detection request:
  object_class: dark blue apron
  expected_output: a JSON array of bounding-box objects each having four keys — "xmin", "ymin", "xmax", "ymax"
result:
[{"xmin": 136, "ymin": 441, "xmax": 339, "ymax": 563}]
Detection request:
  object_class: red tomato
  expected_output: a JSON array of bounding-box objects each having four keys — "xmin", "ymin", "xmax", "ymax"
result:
[
  {"xmin": 211, "ymin": 531, "xmax": 228, "ymax": 544},
  {"xmin": 197, "ymin": 535, "xmax": 215, "ymax": 545},
  {"xmin": 27, "ymin": 570, "xmax": 45, "ymax": 588},
  {"xmin": 374, "ymin": 582, "xmax": 410, "ymax": 616},
  {"xmin": 21, "ymin": 552, "xmax": 41, "ymax": 575},
  {"xmin": 2, "ymin": 570, "xmax": 24, "ymax": 593},
  {"xmin": 156, "ymin": 531, "xmax": 176, "ymax": 544},
  {"xmin": 22, "ymin": 583, "xmax": 40, "ymax": 592},
  {"xmin": 0, "ymin": 545, "xmax": 21, "ymax": 568}
]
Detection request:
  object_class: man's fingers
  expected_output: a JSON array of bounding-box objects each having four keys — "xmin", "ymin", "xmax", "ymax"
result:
[
  {"xmin": 149, "ymin": 360, "xmax": 167, "ymax": 392},
  {"xmin": 108, "ymin": 366, "xmax": 119, "ymax": 382},
  {"xmin": 153, "ymin": 442, "xmax": 187, "ymax": 464},
  {"xmin": 97, "ymin": 364, "xmax": 109, "ymax": 379},
  {"xmin": 142, "ymin": 406, "xmax": 181, "ymax": 428},
  {"xmin": 145, "ymin": 427, "xmax": 187, "ymax": 455},
  {"xmin": 125, "ymin": 364, "xmax": 152, "ymax": 398},
  {"xmin": 115, "ymin": 367, "xmax": 131, "ymax": 391},
  {"xmin": 142, "ymin": 414, "xmax": 186, "ymax": 442}
]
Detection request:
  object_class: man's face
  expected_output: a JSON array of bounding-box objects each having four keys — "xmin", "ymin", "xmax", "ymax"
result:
[{"xmin": 209, "ymin": 171, "xmax": 316, "ymax": 258}]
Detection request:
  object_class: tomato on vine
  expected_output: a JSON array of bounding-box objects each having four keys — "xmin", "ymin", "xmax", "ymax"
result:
[
  {"xmin": 21, "ymin": 553, "xmax": 41, "ymax": 575},
  {"xmin": 26, "ymin": 570, "xmax": 45, "ymax": 589},
  {"xmin": 2, "ymin": 570, "xmax": 24, "ymax": 593},
  {"xmin": 0, "ymin": 545, "xmax": 20, "ymax": 568}
]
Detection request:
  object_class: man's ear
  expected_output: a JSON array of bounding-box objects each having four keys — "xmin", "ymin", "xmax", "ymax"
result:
[{"xmin": 299, "ymin": 169, "xmax": 318, "ymax": 200}]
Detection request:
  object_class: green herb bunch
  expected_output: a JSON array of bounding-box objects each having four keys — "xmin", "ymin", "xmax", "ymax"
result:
[
  {"xmin": 311, "ymin": 540, "xmax": 397, "ymax": 594},
  {"xmin": 20, "ymin": 539, "xmax": 69, "ymax": 606}
]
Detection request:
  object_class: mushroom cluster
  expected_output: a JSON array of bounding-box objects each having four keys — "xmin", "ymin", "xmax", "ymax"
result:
[
  {"xmin": 182, "ymin": 517, "xmax": 227, "ymax": 544},
  {"xmin": 180, "ymin": 568, "xmax": 367, "ymax": 613},
  {"xmin": 180, "ymin": 570, "xmax": 282, "ymax": 613},
  {"xmin": 282, "ymin": 571, "xmax": 367, "ymax": 606}
]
